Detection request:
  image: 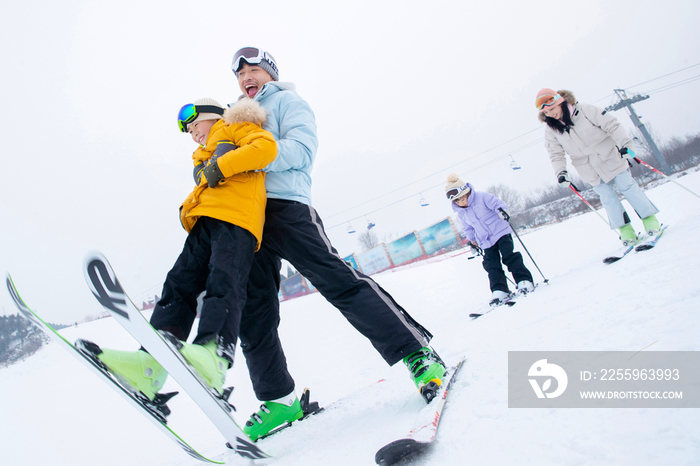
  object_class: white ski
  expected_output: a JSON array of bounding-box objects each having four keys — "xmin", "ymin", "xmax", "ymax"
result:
[
  {"xmin": 83, "ymin": 252, "xmax": 270, "ymax": 461},
  {"xmin": 374, "ymin": 357, "xmax": 466, "ymax": 465},
  {"xmin": 5, "ymin": 274, "xmax": 222, "ymax": 464}
]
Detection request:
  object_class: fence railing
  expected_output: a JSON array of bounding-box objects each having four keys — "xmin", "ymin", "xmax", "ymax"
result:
[{"xmin": 279, "ymin": 216, "xmax": 467, "ymax": 301}]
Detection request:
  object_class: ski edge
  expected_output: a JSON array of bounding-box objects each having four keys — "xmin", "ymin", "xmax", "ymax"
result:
[
  {"xmin": 374, "ymin": 357, "xmax": 466, "ymax": 465},
  {"xmin": 470, "ymin": 281, "xmax": 550, "ymax": 319},
  {"xmin": 5, "ymin": 274, "xmax": 223, "ymax": 464},
  {"xmin": 634, "ymin": 224, "xmax": 668, "ymax": 251},
  {"xmin": 375, "ymin": 438, "xmax": 429, "ymax": 466},
  {"xmin": 603, "ymin": 244, "xmax": 634, "ymax": 264},
  {"xmin": 604, "ymin": 225, "xmax": 668, "ymax": 262},
  {"xmin": 83, "ymin": 252, "xmax": 271, "ymax": 461}
]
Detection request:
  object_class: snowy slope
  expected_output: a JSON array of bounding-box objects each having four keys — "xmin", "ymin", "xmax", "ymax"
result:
[{"xmin": 2, "ymin": 171, "xmax": 700, "ymax": 466}]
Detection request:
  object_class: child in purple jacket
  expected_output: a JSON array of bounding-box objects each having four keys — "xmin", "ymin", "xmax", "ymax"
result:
[{"xmin": 445, "ymin": 173, "xmax": 534, "ymax": 306}]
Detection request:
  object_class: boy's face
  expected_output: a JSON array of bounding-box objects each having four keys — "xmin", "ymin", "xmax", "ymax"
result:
[
  {"xmin": 188, "ymin": 119, "xmax": 217, "ymax": 145},
  {"xmin": 237, "ymin": 62, "xmax": 274, "ymax": 98}
]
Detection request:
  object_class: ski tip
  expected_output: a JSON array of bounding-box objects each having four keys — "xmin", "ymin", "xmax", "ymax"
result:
[
  {"xmin": 84, "ymin": 249, "xmax": 107, "ymax": 266},
  {"xmin": 5, "ymin": 273, "xmax": 15, "ymax": 293},
  {"xmin": 375, "ymin": 438, "xmax": 426, "ymax": 465},
  {"xmin": 83, "ymin": 251, "xmax": 113, "ymax": 288}
]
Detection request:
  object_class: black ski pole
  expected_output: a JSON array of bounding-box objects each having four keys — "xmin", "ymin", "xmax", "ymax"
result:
[
  {"xmin": 499, "ymin": 208, "xmax": 549, "ymax": 284},
  {"xmin": 467, "ymin": 242, "xmax": 484, "ymax": 259}
]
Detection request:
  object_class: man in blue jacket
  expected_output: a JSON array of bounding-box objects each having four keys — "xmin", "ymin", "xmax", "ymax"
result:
[{"xmin": 230, "ymin": 47, "xmax": 446, "ymax": 441}]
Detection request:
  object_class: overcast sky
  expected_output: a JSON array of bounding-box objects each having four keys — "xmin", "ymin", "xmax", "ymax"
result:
[{"xmin": 2, "ymin": 0, "xmax": 699, "ymax": 323}]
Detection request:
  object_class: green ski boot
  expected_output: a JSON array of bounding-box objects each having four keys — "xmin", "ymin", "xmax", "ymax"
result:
[
  {"xmin": 93, "ymin": 345, "xmax": 168, "ymax": 401},
  {"xmin": 618, "ymin": 223, "xmax": 639, "ymax": 247},
  {"xmin": 243, "ymin": 394, "xmax": 304, "ymax": 441},
  {"xmin": 75, "ymin": 339, "xmax": 177, "ymax": 422},
  {"xmin": 642, "ymin": 214, "xmax": 661, "ymax": 237},
  {"xmin": 175, "ymin": 338, "xmax": 230, "ymax": 397},
  {"xmin": 403, "ymin": 347, "xmax": 446, "ymax": 403}
]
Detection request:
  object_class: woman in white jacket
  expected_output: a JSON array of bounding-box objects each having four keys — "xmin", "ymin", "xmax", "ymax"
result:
[{"xmin": 536, "ymin": 88, "xmax": 660, "ymax": 246}]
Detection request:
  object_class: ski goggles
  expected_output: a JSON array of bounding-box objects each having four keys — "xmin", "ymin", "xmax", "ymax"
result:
[
  {"xmin": 446, "ymin": 183, "xmax": 471, "ymax": 201},
  {"xmin": 231, "ymin": 47, "xmax": 278, "ymax": 75},
  {"xmin": 535, "ymin": 93, "xmax": 563, "ymax": 110},
  {"xmin": 177, "ymin": 104, "xmax": 224, "ymax": 132}
]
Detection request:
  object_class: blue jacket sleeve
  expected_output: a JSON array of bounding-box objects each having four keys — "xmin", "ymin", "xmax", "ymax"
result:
[{"xmin": 264, "ymin": 96, "xmax": 318, "ymax": 174}]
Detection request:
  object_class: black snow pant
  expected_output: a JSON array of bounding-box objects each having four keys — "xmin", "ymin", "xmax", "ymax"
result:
[
  {"xmin": 482, "ymin": 234, "xmax": 533, "ymax": 293},
  {"xmin": 150, "ymin": 216, "xmax": 256, "ymax": 363},
  {"xmin": 240, "ymin": 199, "xmax": 432, "ymax": 401}
]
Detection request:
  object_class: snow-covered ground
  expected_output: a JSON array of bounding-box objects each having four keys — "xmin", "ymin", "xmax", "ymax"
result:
[{"xmin": 2, "ymin": 171, "xmax": 700, "ymax": 466}]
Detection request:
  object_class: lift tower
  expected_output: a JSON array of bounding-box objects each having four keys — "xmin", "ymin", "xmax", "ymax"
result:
[{"xmin": 605, "ymin": 89, "xmax": 672, "ymax": 174}]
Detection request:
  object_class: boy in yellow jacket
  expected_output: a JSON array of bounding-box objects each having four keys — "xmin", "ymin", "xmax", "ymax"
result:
[{"xmin": 82, "ymin": 97, "xmax": 277, "ymax": 406}]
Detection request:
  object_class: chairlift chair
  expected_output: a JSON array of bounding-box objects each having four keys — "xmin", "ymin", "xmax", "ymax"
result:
[
  {"xmin": 419, "ymin": 193, "xmax": 429, "ymax": 207},
  {"xmin": 509, "ymin": 155, "xmax": 521, "ymax": 170},
  {"xmin": 346, "ymin": 223, "xmax": 356, "ymax": 234}
]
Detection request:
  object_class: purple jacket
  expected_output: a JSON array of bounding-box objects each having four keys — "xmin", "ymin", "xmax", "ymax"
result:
[{"xmin": 451, "ymin": 183, "xmax": 512, "ymax": 249}]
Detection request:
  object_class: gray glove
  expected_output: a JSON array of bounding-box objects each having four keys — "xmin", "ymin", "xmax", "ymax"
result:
[{"xmin": 202, "ymin": 160, "xmax": 225, "ymax": 188}]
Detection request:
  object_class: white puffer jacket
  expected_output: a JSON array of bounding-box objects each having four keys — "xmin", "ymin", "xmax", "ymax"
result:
[{"xmin": 543, "ymin": 91, "xmax": 632, "ymax": 186}]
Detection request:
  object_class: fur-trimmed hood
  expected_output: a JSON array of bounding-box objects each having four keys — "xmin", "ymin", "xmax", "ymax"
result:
[
  {"xmin": 538, "ymin": 89, "xmax": 576, "ymax": 122},
  {"xmin": 223, "ymin": 98, "xmax": 267, "ymax": 127}
]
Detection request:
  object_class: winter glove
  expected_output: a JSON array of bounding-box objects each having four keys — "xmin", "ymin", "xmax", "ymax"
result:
[
  {"xmin": 557, "ymin": 170, "xmax": 571, "ymax": 188},
  {"xmin": 469, "ymin": 241, "xmax": 483, "ymax": 256},
  {"xmin": 618, "ymin": 146, "xmax": 636, "ymax": 160},
  {"xmin": 498, "ymin": 208, "xmax": 510, "ymax": 221},
  {"xmin": 202, "ymin": 160, "xmax": 225, "ymax": 188}
]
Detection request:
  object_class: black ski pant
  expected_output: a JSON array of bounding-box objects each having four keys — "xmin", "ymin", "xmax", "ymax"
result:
[
  {"xmin": 150, "ymin": 216, "xmax": 256, "ymax": 362},
  {"xmin": 240, "ymin": 199, "xmax": 432, "ymax": 401},
  {"xmin": 482, "ymin": 234, "xmax": 533, "ymax": 293}
]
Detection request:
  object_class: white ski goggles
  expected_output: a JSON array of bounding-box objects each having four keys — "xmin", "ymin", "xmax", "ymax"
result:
[
  {"xmin": 231, "ymin": 47, "xmax": 278, "ymax": 75},
  {"xmin": 446, "ymin": 183, "xmax": 470, "ymax": 201}
]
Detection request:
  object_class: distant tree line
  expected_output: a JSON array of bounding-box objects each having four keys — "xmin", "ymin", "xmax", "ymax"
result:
[{"xmin": 0, "ymin": 313, "xmax": 49, "ymax": 368}]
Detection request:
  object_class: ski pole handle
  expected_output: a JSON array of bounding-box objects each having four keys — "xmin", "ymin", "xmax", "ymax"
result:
[{"xmin": 498, "ymin": 208, "xmax": 510, "ymax": 221}]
